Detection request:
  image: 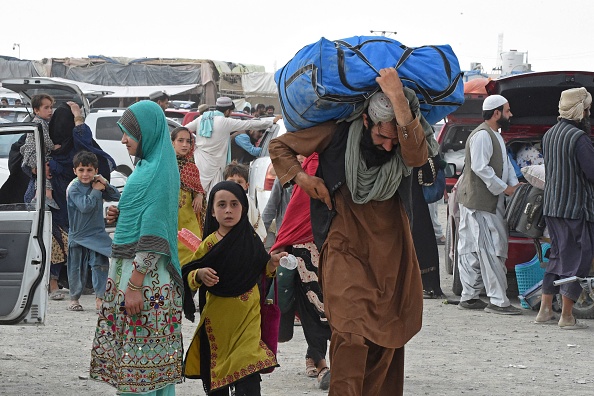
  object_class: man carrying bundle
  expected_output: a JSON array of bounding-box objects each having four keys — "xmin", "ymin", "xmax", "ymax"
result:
[{"xmin": 269, "ymin": 68, "xmax": 432, "ymax": 396}]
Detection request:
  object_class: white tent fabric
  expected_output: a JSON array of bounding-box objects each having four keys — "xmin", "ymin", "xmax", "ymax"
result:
[
  {"xmin": 241, "ymin": 72, "xmax": 277, "ymax": 95},
  {"xmin": 50, "ymin": 77, "xmax": 198, "ymax": 98}
]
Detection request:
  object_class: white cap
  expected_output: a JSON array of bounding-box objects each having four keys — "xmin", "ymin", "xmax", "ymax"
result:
[{"xmin": 482, "ymin": 94, "xmax": 508, "ymax": 111}]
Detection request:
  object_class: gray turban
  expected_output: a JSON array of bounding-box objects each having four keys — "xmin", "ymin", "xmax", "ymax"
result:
[{"xmin": 559, "ymin": 87, "xmax": 592, "ymax": 121}]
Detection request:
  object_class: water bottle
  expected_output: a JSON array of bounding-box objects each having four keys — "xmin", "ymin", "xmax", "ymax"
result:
[{"xmin": 279, "ymin": 254, "xmax": 298, "ymax": 270}]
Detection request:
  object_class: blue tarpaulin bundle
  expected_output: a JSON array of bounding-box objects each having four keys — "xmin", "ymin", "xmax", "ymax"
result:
[{"xmin": 275, "ymin": 36, "xmax": 465, "ymax": 132}]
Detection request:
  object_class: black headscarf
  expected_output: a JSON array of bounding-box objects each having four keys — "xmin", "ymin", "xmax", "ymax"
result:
[
  {"xmin": 49, "ymin": 103, "xmax": 75, "ymax": 155},
  {"xmin": 182, "ymin": 181, "xmax": 270, "ymax": 322}
]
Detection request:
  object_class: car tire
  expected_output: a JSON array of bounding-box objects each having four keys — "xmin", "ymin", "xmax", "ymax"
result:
[
  {"xmin": 444, "ymin": 225, "xmax": 453, "ymax": 275},
  {"xmin": 452, "ymin": 259, "xmax": 463, "ymax": 296}
]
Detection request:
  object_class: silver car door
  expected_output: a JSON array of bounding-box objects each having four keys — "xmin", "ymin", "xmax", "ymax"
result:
[{"xmin": 0, "ymin": 123, "xmax": 52, "ymax": 325}]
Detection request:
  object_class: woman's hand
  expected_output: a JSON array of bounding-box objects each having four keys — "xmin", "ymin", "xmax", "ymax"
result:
[
  {"xmin": 198, "ymin": 268, "xmax": 219, "ymax": 287},
  {"xmin": 66, "ymin": 101, "xmax": 82, "ymax": 118},
  {"xmin": 192, "ymin": 194, "xmax": 204, "ymax": 213},
  {"xmin": 124, "ymin": 288, "xmax": 144, "ymax": 316}
]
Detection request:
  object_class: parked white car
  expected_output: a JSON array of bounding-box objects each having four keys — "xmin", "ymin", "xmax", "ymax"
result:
[
  {"xmin": 248, "ymin": 117, "xmax": 287, "ymax": 212},
  {"xmin": 86, "ymin": 108, "xmax": 182, "ymax": 177},
  {"xmin": 0, "ymin": 78, "xmax": 181, "ymax": 229}
]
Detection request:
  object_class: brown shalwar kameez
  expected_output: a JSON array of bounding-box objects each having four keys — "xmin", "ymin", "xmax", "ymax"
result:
[{"xmin": 269, "ymin": 119, "xmax": 427, "ymax": 396}]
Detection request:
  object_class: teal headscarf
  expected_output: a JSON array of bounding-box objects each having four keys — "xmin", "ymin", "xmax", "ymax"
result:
[{"xmin": 112, "ymin": 101, "xmax": 181, "ymax": 284}]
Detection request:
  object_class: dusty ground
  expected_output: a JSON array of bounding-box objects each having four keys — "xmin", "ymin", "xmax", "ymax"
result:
[{"xmin": 1, "ymin": 203, "xmax": 593, "ymax": 395}]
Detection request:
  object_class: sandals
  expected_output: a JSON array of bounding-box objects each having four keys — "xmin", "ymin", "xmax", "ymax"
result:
[
  {"xmin": 305, "ymin": 358, "xmax": 318, "ymax": 377},
  {"xmin": 49, "ymin": 290, "xmax": 65, "ymax": 301},
  {"xmin": 559, "ymin": 318, "xmax": 588, "ymax": 330},
  {"xmin": 317, "ymin": 367, "xmax": 331, "ymax": 390},
  {"xmin": 67, "ymin": 303, "xmax": 84, "ymax": 312}
]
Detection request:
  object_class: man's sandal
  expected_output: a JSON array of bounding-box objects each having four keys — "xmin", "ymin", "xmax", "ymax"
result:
[{"xmin": 305, "ymin": 357, "xmax": 318, "ymax": 378}]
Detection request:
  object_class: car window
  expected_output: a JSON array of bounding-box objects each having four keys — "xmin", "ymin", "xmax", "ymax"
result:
[
  {"xmin": 257, "ymin": 124, "xmax": 281, "ymax": 158},
  {"xmin": 0, "ymin": 133, "xmax": 21, "ymax": 157},
  {"xmin": 442, "ymin": 126, "xmax": 475, "ymax": 152},
  {"xmin": 95, "ymin": 116, "xmax": 123, "ymax": 141},
  {"xmin": 0, "ymin": 110, "xmax": 29, "ymax": 123}
]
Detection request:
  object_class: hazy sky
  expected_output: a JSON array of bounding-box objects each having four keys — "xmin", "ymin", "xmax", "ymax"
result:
[{"xmin": 3, "ymin": 0, "xmax": 593, "ymax": 75}]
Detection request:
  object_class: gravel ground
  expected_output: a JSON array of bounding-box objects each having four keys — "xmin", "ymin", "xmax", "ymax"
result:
[{"xmin": 1, "ymin": 202, "xmax": 593, "ymax": 395}]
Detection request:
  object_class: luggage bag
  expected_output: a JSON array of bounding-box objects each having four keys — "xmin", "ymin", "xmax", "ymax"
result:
[
  {"xmin": 275, "ymin": 35, "xmax": 465, "ymax": 132},
  {"xmin": 504, "ymin": 183, "xmax": 546, "ymax": 239}
]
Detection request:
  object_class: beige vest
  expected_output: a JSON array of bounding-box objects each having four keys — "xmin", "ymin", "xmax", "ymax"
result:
[{"xmin": 456, "ymin": 122, "xmax": 503, "ymax": 213}]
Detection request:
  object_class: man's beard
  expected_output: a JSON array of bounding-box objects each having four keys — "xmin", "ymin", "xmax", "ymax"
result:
[
  {"xmin": 360, "ymin": 123, "xmax": 396, "ymax": 168},
  {"xmin": 497, "ymin": 115, "xmax": 511, "ymax": 131}
]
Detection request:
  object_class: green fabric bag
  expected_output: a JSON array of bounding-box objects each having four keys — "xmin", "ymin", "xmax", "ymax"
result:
[{"xmin": 267, "ymin": 266, "xmax": 297, "ymax": 313}]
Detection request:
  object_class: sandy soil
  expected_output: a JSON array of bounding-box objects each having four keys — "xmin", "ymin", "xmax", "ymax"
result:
[{"xmin": 1, "ymin": 203, "xmax": 593, "ymax": 395}]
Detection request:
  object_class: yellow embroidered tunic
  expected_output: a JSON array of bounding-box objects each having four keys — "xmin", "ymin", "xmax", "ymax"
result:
[
  {"xmin": 177, "ymin": 189, "xmax": 203, "ymax": 265},
  {"xmin": 183, "ymin": 233, "xmax": 277, "ymax": 390}
]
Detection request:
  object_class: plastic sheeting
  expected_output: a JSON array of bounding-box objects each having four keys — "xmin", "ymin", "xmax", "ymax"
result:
[
  {"xmin": 0, "ymin": 59, "xmax": 40, "ymax": 80},
  {"xmin": 464, "ymin": 77, "xmax": 490, "ymax": 94},
  {"xmin": 49, "ymin": 77, "xmax": 199, "ymax": 98},
  {"xmin": 241, "ymin": 72, "xmax": 277, "ymax": 95},
  {"xmin": 50, "ymin": 62, "xmax": 203, "ymax": 86}
]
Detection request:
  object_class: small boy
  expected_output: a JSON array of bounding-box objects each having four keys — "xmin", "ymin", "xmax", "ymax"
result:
[
  {"xmin": 223, "ymin": 161, "xmax": 267, "ymax": 242},
  {"xmin": 66, "ymin": 151, "xmax": 120, "ymax": 312}
]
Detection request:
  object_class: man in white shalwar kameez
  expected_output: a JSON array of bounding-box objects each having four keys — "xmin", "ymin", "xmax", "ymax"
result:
[
  {"xmin": 184, "ymin": 96, "xmax": 281, "ymax": 194},
  {"xmin": 456, "ymin": 94, "xmax": 522, "ymax": 315}
]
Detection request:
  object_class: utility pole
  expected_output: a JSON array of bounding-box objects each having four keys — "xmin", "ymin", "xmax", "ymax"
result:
[{"xmin": 370, "ymin": 30, "xmax": 397, "ymax": 37}]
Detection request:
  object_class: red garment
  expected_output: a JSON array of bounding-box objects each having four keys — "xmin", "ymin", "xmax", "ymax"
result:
[
  {"xmin": 271, "ymin": 153, "xmax": 318, "ymax": 251},
  {"xmin": 177, "ymin": 141, "xmax": 204, "ymax": 195}
]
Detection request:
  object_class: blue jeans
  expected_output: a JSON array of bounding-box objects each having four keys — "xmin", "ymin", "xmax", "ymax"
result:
[{"xmin": 67, "ymin": 242, "xmax": 109, "ymax": 300}]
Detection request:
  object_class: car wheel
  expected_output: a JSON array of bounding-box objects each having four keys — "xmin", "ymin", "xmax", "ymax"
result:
[
  {"xmin": 452, "ymin": 250, "xmax": 462, "ymax": 296},
  {"xmin": 571, "ymin": 288, "xmax": 594, "ymax": 319},
  {"xmin": 444, "ymin": 225, "xmax": 453, "ymax": 275}
]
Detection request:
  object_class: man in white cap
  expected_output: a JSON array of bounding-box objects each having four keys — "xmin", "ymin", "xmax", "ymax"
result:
[
  {"xmin": 184, "ymin": 96, "xmax": 281, "ymax": 194},
  {"xmin": 456, "ymin": 94, "xmax": 522, "ymax": 314},
  {"xmin": 535, "ymin": 87, "xmax": 594, "ymax": 329},
  {"xmin": 148, "ymin": 90, "xmax": 170, "ymax": 111},
  {"xmin": 269, "ymin": 68, "xmax": 436, "ymax": 395}
]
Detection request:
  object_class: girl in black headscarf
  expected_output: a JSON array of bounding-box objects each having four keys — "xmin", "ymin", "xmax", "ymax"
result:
[{"xmin": 182, "ymin": 181, "xmax": 286, "ymax": 396}]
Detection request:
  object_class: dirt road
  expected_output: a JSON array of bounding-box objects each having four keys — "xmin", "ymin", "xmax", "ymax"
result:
[{"xmin": 1, "ymin": 203, "xmax": 593, "ymax": 395}]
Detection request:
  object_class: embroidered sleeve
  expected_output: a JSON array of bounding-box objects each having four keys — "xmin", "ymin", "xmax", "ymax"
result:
[
  {"xmin": 133, "ymin": 251, "xmax": 162, "ymax": 274},
  {"xmin": 266, "ymin": 263, "xmax": 277, "ymax": 278},
  {"xmin": 187, "ymin": 270, "xmax": 202, "ymax": 291}
]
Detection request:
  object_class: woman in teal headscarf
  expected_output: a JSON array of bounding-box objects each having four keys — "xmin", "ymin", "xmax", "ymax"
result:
[{"xmin": 90, "ymin": 101, "xmax": 183, "ymax": 395}]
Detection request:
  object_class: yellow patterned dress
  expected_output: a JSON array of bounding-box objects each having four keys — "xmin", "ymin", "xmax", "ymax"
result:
[{"xmin": 183, "ymin": 233, "xmax": 277, "ymax": 390}]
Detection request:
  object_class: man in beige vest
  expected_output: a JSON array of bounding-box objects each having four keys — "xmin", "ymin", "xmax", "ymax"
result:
[{"xmin": 456, "ymin": 94, "xmax": 522, "ymax": 314}]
